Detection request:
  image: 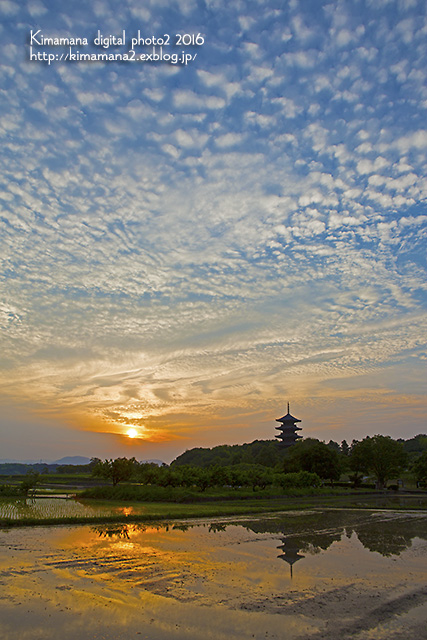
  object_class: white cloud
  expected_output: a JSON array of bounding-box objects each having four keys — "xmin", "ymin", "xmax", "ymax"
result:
[
  {"xmin": 246, "ymin": 65, "xmax": 274, "ymax": 83},
  {"xmin": 174, "ymin": 128, "xmax": 209, "ymax": 148},
  {"xmin": 0, "ymin": 0, "xmax": 18, "ymax": 15},
  {"xmin": 129, "ymin": 6, "xmax": 151, "ymax": 20},
  {"xmin": 285, "ymin": 50, "xmax": 317, "ymax": 68},
  {"xmin": 144, "ymin": 88, "xmax": 165, "ymax": 102},
  {"xmin": 27, "ymin": 0, "xmax": 47, "ymax": 16},
  {"xmin": 173, "ymin": 90, "xmax": 226, "ymax": 110},
  {"xmin": 214, "ymin": 132, "xmax": 245, "ymax": 148},
  {"xmin": 356, "ymin": 157, "xmax": 390, "ymax": 174},
  {"xmin": 271, "ymin": 97, "xmax": 302, "ymax": 118},
  {"xmin": 395, "ymin": 130, "xmax": 427, "ymax": 152},
  {"xmin": 197, "ymin": 69, "xmax": 225, "ymax": 87},
  {"xmin": 161, "ymin": 143, "xmax": 180, "ymax": 158},
  {"xmin": 336, "ymin": 29, "xmax": 355, "ymax": 47},
  {"xmin": 244, "ymin": 111, "xmax": 276, "ymax": 128}
]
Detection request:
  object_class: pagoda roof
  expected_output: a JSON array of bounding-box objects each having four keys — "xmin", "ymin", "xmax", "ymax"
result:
[
  {"xmin": 276, "ymin": 425, "xmax": 302, "ymax": 432},
  {"xmin": 275, "ymin": 433, "xmax": 302, "ymax": 440},
  {"xmin": 276, "ymin": 402, "xmax": 301, "ymax": 424},
  {"xmin": 276, "ymin": 412, "xmax": 301, "ymax": 423}
]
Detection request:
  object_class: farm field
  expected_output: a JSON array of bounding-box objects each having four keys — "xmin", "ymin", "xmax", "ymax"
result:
[{"xmin": 1, "ymin": 491, "xmax": 427, "ymax": 527}]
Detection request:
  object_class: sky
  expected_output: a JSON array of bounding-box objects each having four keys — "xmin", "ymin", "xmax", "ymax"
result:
[{"xmin": 0, "ymin": 0, "xmax": 426, "ymax": 463}]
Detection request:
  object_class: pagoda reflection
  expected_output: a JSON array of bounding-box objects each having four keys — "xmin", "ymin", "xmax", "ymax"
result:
[
  {"xmin": 91, "ymin": 511, "xmax": 427, "ymax": 565},
  {"xmin": 277, "ymin": 536, "xmax": 305, "ymax": 578}
]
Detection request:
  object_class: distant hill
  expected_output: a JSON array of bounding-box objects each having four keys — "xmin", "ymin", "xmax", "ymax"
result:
[
  {"xmin": 0, "ymin": 456, "xmax": 164, "ymax": 466},
  {"xmin": 0, "ymin": 459, "xmax": 49, "ymax": 464},
  {"xmin": 53, "ymin": 456, "xmax": 91, "ymax": 465},
  {"xmin": 0, "ymin": 457, "xmax": 91, "ymax": 465},
  {"xmin": 172, "ymin": 440, "xmax": 281, "ymax": 468}
]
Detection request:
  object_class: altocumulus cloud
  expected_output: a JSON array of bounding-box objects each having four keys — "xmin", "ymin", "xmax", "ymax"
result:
[{"xmin": 0, "ymin": 0, "xmax": 426, "ymax": 458}]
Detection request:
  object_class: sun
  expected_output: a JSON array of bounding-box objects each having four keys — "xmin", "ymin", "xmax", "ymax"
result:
[{"xmin": 126, "ymin": 428, "xmax": 138, "ymax": 439}]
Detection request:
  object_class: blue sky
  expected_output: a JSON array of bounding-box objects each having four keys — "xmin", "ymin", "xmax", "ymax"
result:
[{"xmin": 0, "ymin": 0, "xmax": 426, "ymax": 462}]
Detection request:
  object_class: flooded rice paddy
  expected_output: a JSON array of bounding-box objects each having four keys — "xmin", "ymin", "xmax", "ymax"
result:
[
  {"xmin": 0, "ymin": 497, "xmax": 149, "ymax": 522},
  {"xmin": 0, "ymin": 509, "xmax": 426, "ymax": 640}
]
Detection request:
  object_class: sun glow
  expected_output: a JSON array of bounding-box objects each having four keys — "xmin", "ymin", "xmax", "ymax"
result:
[{"xmin": 126, "ymin": 428, "xmax": 138, "ymax": 439}]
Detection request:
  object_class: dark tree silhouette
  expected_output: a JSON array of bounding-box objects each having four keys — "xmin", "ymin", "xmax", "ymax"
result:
[
  {"xmin": 92, "ymin": 457, "xmax": 138, "ymax": 486},
  {"xmin": 350, "ymin": 435, "xmax": 407, "ymax": 489}
]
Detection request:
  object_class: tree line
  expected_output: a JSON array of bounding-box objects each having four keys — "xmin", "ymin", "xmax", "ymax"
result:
[
  {"xmin": 91, "ymin": 457, "xmax": 321, "ymax": 492},
  {"xmin": 91, "ymin": 433, "xmax": 427, "ymax": 491}
]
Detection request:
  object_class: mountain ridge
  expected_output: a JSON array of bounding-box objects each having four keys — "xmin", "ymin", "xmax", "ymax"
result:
[{"xmin": 0, "ymin": 456, "xmax": 165, "ymax": 466}]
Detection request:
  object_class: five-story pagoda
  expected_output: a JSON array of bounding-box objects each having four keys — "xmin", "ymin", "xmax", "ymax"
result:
[{"xmin": 275, "ymin": 403, "xmax": 302, "ymax": 447}]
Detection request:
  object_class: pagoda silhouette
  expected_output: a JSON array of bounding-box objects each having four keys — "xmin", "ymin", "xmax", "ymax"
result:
[
  {"xmin": 275, "ymin": 402, "xmax": 302, "ymax": 447},
  {"xmin": 277, "ymin": 537, "xmax": 305, "ymax": 578}
]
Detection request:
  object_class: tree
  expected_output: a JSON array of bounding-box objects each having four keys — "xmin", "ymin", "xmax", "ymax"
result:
[
  {"xmin": 209, "ymin": 464, "xmax": 230, "ymax": 487},
  {"xmin": 350, "ymin": 435, "xmax": 407, "ymax": 489},
  {"xmin": 327, "ymin": 440, "xmax": 340, "ymax": 453},
  {"xmin": 283, "ymin": 439, "xmax": 341, "ymax": 483},
  {"xmin": 156, "ymin": 466, "xmax": 180, "ymax": 488},
  {"xmin": 246, "ymin": 465, "xmax": 274, "ymax": 491},
  {"xmin": 348, "ymin": 439, "xmax": 367, "ymax": 487},
  {"xmin": 340, "ymin": 440, "xmax": 350, "ymax": 456},
  {"xmin": 412, "ymin": 450, "xmax": 427, "ymax": 487},
  {"xmin": 193, "ymin": 468, "xmax": 211, "ymax": 492},
  {"xmin": 92, "ymin": 457, "xmax": 137, "ymax": 486},
  {"xmin": 136, "ymin": 462, "xmax": 161, "ymax": 485},
  {"xmin": 20, "ymin": 470, "xmax": 40, "ymax": 496},
  {"xmin": 89, "ymin": 457, "xmax": 102, "ymax": 470}
]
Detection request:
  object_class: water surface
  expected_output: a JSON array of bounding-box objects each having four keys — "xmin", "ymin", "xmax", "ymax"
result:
[{"xmin": 0, "ymin": 509, "xmax": 426, "ymax": 640}]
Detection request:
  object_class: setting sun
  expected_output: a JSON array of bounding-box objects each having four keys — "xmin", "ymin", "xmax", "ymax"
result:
[{"xmin": 126, "ymin": 428, "xmax": 138, "ymax": 439}]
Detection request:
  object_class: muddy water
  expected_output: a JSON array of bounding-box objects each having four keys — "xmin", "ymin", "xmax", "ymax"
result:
[{"xmin": 0, "ymin": 509, "xmax": 426, "ymax": 640}]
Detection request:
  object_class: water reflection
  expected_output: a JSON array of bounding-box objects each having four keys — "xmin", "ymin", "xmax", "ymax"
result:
[
  {"xmin": 241, "ymin": 510, "xmax": 427, "ymax": 561},
  {"xmin": 92, "ymin": 509, "xmax": 427, "ymax": 567},
  {"xmin": 93, "ymin": 522, "xmax": 169, "ymax": 539},
  {"xmin": 276, "ymin": 538, "xmax": 305, "ymax": 577},
  {"xmin": 354, "ymin": 521, "xmax": 417, "ymax": 557},
  {"xmin": 95, "ymin": 523, "xmax": 133, "ymax": 539},
  {"xmin": 1, "ymin": 509, "xmax": 426, "ymax": 640}
]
